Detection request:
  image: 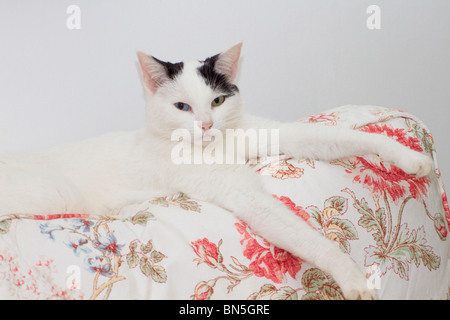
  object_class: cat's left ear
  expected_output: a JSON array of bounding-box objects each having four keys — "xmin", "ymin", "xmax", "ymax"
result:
[
  {"xmin": 215, "ymin": 42, "xmax": 242, "ymax": 83},
  {"xmin": 136, "ymin": 51, "xmax": 168, "ymax": 94}
]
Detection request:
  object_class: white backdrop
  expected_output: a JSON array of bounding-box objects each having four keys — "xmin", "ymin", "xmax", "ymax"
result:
[{"xmin": 1, "ymin": 0, "xmax": 449, "ymax": 189}]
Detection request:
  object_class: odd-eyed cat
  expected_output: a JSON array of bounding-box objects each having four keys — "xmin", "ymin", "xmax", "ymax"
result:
[{"xmin": 0, "ymin": 43, "xmax": 434, "ymax": 299}]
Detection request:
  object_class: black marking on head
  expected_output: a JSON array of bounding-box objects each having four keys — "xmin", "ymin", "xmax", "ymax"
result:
[
  {"xmin": 152, "ymin": 57, "xmax": 184, "ymax": 80},
  {"xmin": 198, "ymin": 54, "xmax": 239, "ymax": 96}
]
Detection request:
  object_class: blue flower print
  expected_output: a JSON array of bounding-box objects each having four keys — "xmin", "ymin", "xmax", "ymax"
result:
[
  {"xmin": 85, "ymin": 255, "xmax": 114, "ymax": 277},
  {"xmin": 65, "ymin": 234, "xmax": 92, "ymax": 256},
  {"xmin": 94, "ymin": 232, "xmax": 124, "ymax": 256},
  {"xmin": 39, "ymin": 223, "xmax": 64, "ymax": 240},
  {"xmin": 70, "ymin": 218, "xmax": 94, "ymax": 233}
]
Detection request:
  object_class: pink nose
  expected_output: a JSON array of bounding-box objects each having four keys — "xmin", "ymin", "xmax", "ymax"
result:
[{"xmin": 201, "ymin": 121, "xmax": 213, "ymax": 131}]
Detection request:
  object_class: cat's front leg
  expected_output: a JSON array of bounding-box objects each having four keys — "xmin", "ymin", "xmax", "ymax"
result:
[
  {"xmin": 240, "ymin": 114, "xmax": 433, "ymax": 177},
  {"xmin": 181, "ymin": 165, "xmax": 378, "ymax": 300},
  {"xmin": 375, "ymin": 138, "xmax": 434, "ymax": 177},
  {"xmin": 262, "ymin": 119, "xmax": 433, "ymax": 178}
]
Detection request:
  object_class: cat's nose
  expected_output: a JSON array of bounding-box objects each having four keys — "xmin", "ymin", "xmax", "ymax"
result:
[{"xmin": 201, "ymin": 121, "xmax": 213, "ymax": 131}]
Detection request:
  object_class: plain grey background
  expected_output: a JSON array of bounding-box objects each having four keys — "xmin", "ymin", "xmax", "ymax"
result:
[{"xmin": 0, "ymin": 0, "xmax": 449, "ymax": 190}]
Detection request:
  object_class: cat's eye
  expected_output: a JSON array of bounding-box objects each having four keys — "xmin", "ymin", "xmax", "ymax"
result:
[
  {"xmin": 174, "ymin": 102, "xmax": 191, "ymax": 112},
  {"xmin": 212, "ymin": 96, "xmax": 226, "ymax": 107}
]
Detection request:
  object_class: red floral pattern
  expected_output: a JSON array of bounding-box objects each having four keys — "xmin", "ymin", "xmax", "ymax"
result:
[
  {"xmin": 191, "ymin": 238, "xmax": 222, "ymax": 268},
  {"xmin": 352, "ymin": 156, "xmax": 430, "ymax": 203},
  {"xmin": 191, "ymin": 279, "xmax": 217, "ymax": 300},
  {"xmin": 304, "ymin": 112, "xmax": 339, "ymax": 126},
  {"xmin": 273, "ymin": 195, "xmax": 310, "ymax": 222},
  {"xmin": 352, "ymin": 124, "xmax": 430, "ymax": 203},
  {"xmin": 442, "ymin": 192, "xmax": 450, "ymax": 226},
  {"xmin": 235, "ymin": 222, "xmax": 303, "ymax": 283},
  {"xmin": 359, "ymin": 124, "xmax": 423, "ymax": 152},
  {"xmin": 258, "ymin": 160, "xmax": 304, "ymax": 179},
  {"xmin": 0, "ymin": 248, "xmax": 83, "ymax": 299}
]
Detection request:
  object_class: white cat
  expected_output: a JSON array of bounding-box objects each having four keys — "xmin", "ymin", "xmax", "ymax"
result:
[{"xmin": 0, "ymin": 43, "xmax": 433, "ymax": 300}]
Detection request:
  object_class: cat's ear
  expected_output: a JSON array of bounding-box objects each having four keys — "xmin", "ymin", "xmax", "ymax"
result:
[
  {"xmin": 215, "ymin": 42, "xmax": 242, "ymax": 83},
  {"xmin": 136, "ymin": 51, "xmax": 168, "ymax": 93}
]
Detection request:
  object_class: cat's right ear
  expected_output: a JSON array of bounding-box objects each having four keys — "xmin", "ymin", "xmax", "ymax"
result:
[
  {"xmin": 215, "ymin": 42, "xmax": 242, "ymax": 83},
  {"xmin": 136, "ymin": 51, "xmax": 167, "ymax": 94}
]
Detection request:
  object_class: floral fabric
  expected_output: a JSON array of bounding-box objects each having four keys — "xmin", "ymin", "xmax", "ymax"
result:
[{"xmin": 0, "ymin": 105, "xmax": 449, "ymax": 300}]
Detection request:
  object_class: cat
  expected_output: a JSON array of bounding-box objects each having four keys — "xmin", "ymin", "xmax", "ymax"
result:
[{"xmin": 0, "ymin": 43, "xmax": 434, "ymax": 300}]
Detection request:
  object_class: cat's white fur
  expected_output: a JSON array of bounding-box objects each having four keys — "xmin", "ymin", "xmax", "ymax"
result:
[{"xmin": 0, "ymin": 43, "xmax": 434, "ymax": 300}]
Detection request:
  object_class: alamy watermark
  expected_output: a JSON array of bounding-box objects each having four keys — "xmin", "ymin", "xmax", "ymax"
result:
[
  {"xmin": 367, "ymin": 5, "xmax": 381, "ymax": 30},
  {"xmin": 66, "ymin": 5, "xmax": 381, "ymax": 31},
  {"xmin": 170, "ymin": 122, "xmax": 280, "ymax": 167},
  {"xmin": 66, "ymin": 265, "xmax": 81, "ymax": 290},
  {"xmin": 66, "ymin": 5, "xmax": 81, "ymax": 30},
  {"xmin": 366, "ymin": 265, "xmax": 381, "ymax": 290}
]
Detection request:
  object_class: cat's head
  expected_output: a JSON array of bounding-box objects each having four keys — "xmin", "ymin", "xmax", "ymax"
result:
[{"xmin": 137, "ymin": 43, "xmax": 243, "ymax": 144}]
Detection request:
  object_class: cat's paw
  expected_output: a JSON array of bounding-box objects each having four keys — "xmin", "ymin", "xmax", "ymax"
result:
[
  {"xmin": 341, "ymin": 274, "xmax": 378, "ymax": 300},
  {"xmin": 394, "ymin": 150, "xmax": 434, "ymax": 178},
  {"xmin": 333, "ymin": 259, "xmax": 379, "ymax": 300}
]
